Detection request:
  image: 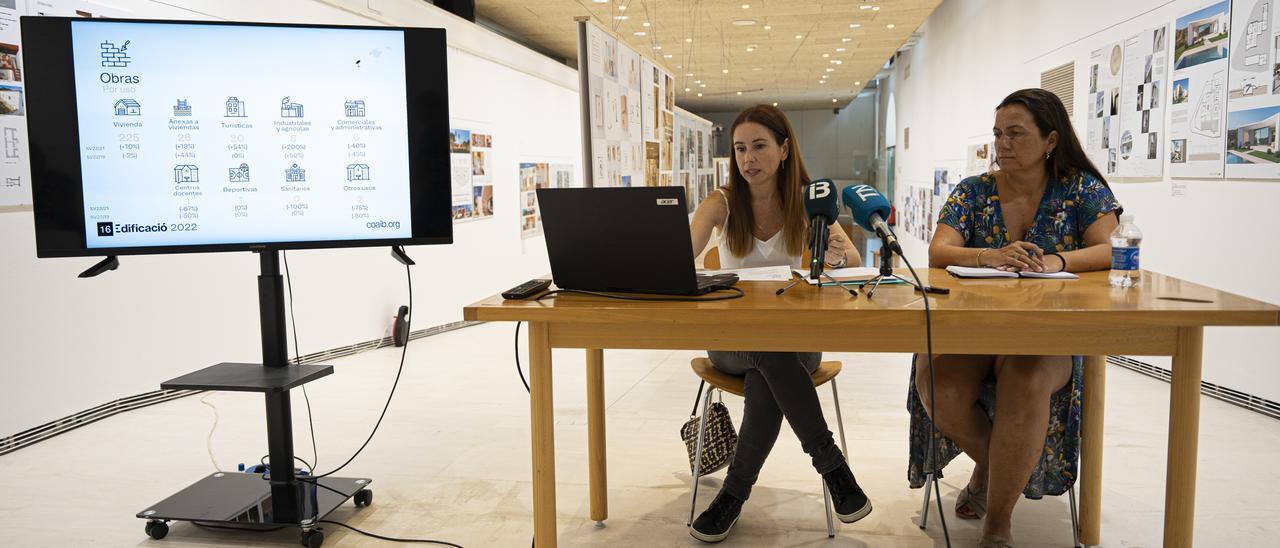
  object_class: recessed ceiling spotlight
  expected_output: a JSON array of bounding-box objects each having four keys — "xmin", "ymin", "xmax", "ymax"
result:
[
  {"xmin": 819, "ymin": 80, "xmax": 826, "ymax": 84},
  {"xmin": 751, "ymin": 67, "xmax": 763, "ymax": 71},
  {"xmin": 832, "ymin": 98, "xmax": 838, "ymax": 103},
  {"xmin": 854, "ymin": 81, "xmax": 861, "ymax": 85},
  {"xmin": 850, "ymin": 23, "xmax": 862, "ymax": 28},
  {"xmin": 833, "ymin": 60, "xmax": 843, "ymax": 64},
  {"xmin": 842, "ymin": 38, "xmax": 852, "ymax": 42},
  {"xmin": 697, "ymin": 92, "xmax": 703, "ymax": 97},
  {"xmin": 695, "ymin": 80, "xmax": 702, "ymax": 84},
  {"xmin": 634, "ymin": 31, "xmax": 647, "ymax": 36},
  {"xmin": 685, "ymin": 37, "xmax": 693, "ymax": 43},
  {"xmin": 643, "ymin": 22, "xmax": 651, "ymax": 27},
  {"xmin": 614, "ymin": 15, "xmax": 628, "ymax": 20},
  {"xmin": 722, "ymin": 68, "xmax": 729, "ymax": 74},
  {"xmin": 872, "ymin": 6, "xmax": 880, "ymax": 11},
  {"xmin": 653, "ymin": 45, "xmax": 662, "ymax": 50},
  {"xmin": 859, "ymin": 5, "xmax": 873, "ymax": 9},
  {"xmin": 795, "ymin": 34, "xmax": 803, "ymax": 39},
  {"xmin": 826, "ymin": 68, "xmax": 835, "ymax": 72},
  {"xmin": 772, "ymin": 102, "xmax": 778, "ymax": 106},
  {"xmin": 591, "ymin": 0, "xmax": 607, "ymax": 3},
  {"xmin": 836, "ymin": 47, "xmax": 846, "ymax": 52},
  {"xmin": 763, "ymin": 24, "xmax": 772, "ymax": 30},
  {"xmin": 737, "ymin": 91, "xmax": 743, "ymax": 95},
  {"xmin": 746, "ymin": 47, "xmax": 755, "ymax": 52},
  {"xmin": 822, "ymin": 53, "xmax": 829, "ymax": 58},
  {"xmin": 663, "ymin": 54, "xmax": 673, "ymax": 58},
  {"xmin": 700, "ymin": 83, "xmax": 707, "ymax": 87},
  {"xmin": 618, "ymin": 4, "xmax": 626, "ymax": 10},
  {"xmin": 732, "ymin": 19, "xmax": 757, "ymax": 26},
  {"xmin": 887, "ymin": 23, "xmax": 895, "ymax": 28},
  {"xmin": 741, "ymin": 3, "xmax": 750, "ymax": 8},
  {"xmin": 686, "ymin": 72, "xmax": 694, "ymax": 76},
  {"xmin": 685, "ymin": 87, "xmax": 691, "ymax": 92}
]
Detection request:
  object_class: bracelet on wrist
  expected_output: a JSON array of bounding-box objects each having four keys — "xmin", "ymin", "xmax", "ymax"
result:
[
  {"xmin": 975, "ymin": 248, "xmax": 990, "ymax": 268},
  {"xmin": 1047, "ymin": 252, "xmax": 1067, "ymax": 273}
]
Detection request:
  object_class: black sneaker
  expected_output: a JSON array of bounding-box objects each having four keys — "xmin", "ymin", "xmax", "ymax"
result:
[
  {"xmin": 690, "ymin": 490, "xmax": 744, "ymax": 543},
  {"xmin": 822, "ymin": 462, "xmax": 872, "ymax": 523}
]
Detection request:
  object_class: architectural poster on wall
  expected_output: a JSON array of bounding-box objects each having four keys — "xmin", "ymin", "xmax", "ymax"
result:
[
  {"xmin": 583, "ymin": 23, "xmax": 643, "ymax": 187},
  {"xmin": 1116, "ymin": 24, "xmax": 1170, "ymax": 177},
  {"xmin": 0, "ymin": 0, "xmax": 28, "ymax": 208},
  {"xmin": 1169, "ymin": 0, "xmax": 1232, "ymax": 178},
  {"xmin": 966, "ymin": 141, "xmax": 993, "ymax": 177},
  {"xmin": 447, "ymin": 126, "xmax": 495, "ymax": 222},
  {"xmin": 1086, "ymin": 39, "xmax": 1125, "ymax": 175},
  {"xmin": 1225, "ymin": 0, "xmax": 1280, "ymax": 178}
]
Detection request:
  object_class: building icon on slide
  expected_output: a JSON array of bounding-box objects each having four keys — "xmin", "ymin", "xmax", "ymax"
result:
[
  {"xmin": 285, "ymin": 163, "xmax": 306, "ymax": 182},
  {"xmin": 114, "ymin": 99, "xmax": 141, "ymax": 116},
  {"xmin": 100, "ymin": 40, "xmax": 131, "ymax": 68},
  {"xmin": 346, "ymin": 164, "xmax": 370, "ymax": 181},
  {"xmin": 228, "ymin": 163, "xmax": 250, "ymax": 182},
  {"xmin": 280, "ymin": 96, "xmax": 304, "ymax": 118},
  {"xmin": 173, "ymin": 99, "xmax": 192, "ymax": 116},
  {"xmin": 225, "ymin": 97, "xmax": 246, "ymax": 117},
  {"xmin": 344, "ymin": 100, "xmax": 366, "ymax": 117},
  {"xmin": 173, "ymin": 165, "xmax": 199, "ymax": 183}
]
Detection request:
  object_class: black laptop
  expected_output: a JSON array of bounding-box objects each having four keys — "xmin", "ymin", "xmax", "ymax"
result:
[{"xmin": 536, "ymin": 187, "xmax": 739, "ymax": 295}]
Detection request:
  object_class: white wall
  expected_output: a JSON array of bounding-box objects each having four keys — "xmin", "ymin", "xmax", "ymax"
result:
[
  {"xmin": 696, "ymin": 97, "xmax": 878, "ymax": 182},
  {"xmin": 0, "ymin": 0, "xmax": 580, "ymax": 435},
  {"xmin": 889, "ymin": 0, "xmax": 1280, "ymax": 401}
]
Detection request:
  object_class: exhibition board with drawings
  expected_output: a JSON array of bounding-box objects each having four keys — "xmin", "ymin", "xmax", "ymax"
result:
[
  {"xmin": 1117, "ymin": 23, "xmax": 1170, "ymax": 177},
  {"xmin": 1225, "ymin": 0, "xmax": 1280, "ymax": 178},
  {"xmin": 1170, "ymin": 0, "xmax": 1231, "ymax": 178},
  {"xmin": 447, "ymin": 125, "xmax": 495, "ymax": 222},
  {"xmin": 518, "ymin": 161, "xmax": 573, "ymax": 239},
  {"xmin": 0, "ymin": 1, "xmax": 29, "ymax": 208},
  {"xmin": 578, "ymin": 18, "xmax": 710, "ymax": 196},
  {"xmin": 1086, "ymin": 39, "xmax": 1125, "ymax": 176},
  {"xmin": 900, "ymin": 184, "xmax": 934, "ymax": 243}
]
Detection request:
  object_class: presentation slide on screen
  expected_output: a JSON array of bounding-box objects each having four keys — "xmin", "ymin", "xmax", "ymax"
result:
[{"xmin": 71, "ymin": 21, "xmax": 412, "ymax": 248}]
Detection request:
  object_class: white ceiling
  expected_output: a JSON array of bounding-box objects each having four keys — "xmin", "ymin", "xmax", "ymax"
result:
[{"xmin": 475, "ymin": 0, "xmax": 942, "ymax": 111}]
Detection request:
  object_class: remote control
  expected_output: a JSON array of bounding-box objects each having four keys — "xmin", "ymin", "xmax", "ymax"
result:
[{"xmin": 502, "ymin": 278, "xmax": 552, "ymax": 300}]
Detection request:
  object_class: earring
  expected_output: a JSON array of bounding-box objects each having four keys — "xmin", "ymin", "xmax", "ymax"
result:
[{"xmin": 1044, "ymin": 151, "xmax": 1051, "ymax": 160}]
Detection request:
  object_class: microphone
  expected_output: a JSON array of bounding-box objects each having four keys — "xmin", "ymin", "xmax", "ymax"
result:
[
  {"xmin": 803, "ymin": 179, "xmax": 839, "ymax": 280},
  {"xmin": 842, "ymin": 184, "xmax": 901, "ymax": 254}
]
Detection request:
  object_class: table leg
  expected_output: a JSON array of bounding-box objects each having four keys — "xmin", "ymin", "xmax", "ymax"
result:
[
  {"xmin": 529, "ymin": 322, "xmax": 557, "ymax": 547},
  {"xmin": 1164, "ymin": 327, "xmax": 1203, "ymax": 548},
  {"xmin": 1079, "ymin": 355, "xmax": 1106, "ymax": 546},
  {"xmin": 586, "ymin": 348, "xmax": 608, "ymax": 526}
]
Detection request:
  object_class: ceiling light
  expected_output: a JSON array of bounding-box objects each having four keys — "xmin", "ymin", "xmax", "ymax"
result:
[
  {"xmin": 842, "ymin": 38, "xmax": 852, "ymax": 42},
  {"xmin": 634, "ymin": 31, "xmax": 647, "ymax": 36},
  {"xmin": 614, "ymin": 15, "xmax": 628, "ymax": 20},
  {"xmin": 763, "ymin": 25, "xmax": 772, "ymax": 30},
  {"xmin": 795, "ymin": 34, "xmax": 803, "ymax": 39},
  {"xmin": 822, "ymin": 53, "xmax": 829, "ymax": 58},
  {"xmin": 685, "ymin": 37, "xmax": 693, "ymax": 43},
  {"xmin": 854, "ymin": 81, "xmax": 861, "ymax": 85},
  {"xmin": 741, "ymin": 3, "xmax": 750, "ymax": 8},
  {"xmin": 685, "ymin": 87, "xmax": 691, "ymax": 92},
  {"xmin": 700, "ymin": 83, "xmax": 707, "ymax": 87},
  {"xmin": 737, "ymin": 91, "xmax": 743, "ymax": 95},
  {"xmin": 826, "ymin": 68, "xmax": 835, "ymax": 72},
  {"xmin": 833, "ymin": 60, "xmax": 843, "ymax": 64},
  {"xmin": 887, "ymin": 23, "xmax": 895, "ymax": 28},
  {"xmin": 643, "ymin": 22, "xmax": 650, "ymax": 27},
  {"xmin": 833, "ymin": 98, "xmax": 838, "ymax": 103},
  {"xmin": 819, "ymin": 80, "xmax": 826, "ymax": 84},
  {"xmin": 732, "ymin": 19, "xmax": 757, "ymax": 26},
  {"xmin": 591, "ymin": 0, "xmax": 607, "ymax": 3},
  {"xmin": 722, "ymin": 68, "xmax": 729, "ymax": 74},
  {"xmin": 836, "ymin": 47, "xmax": 846, "ymax": 52},
  {"xmin": 685, "ymin": 72, "xmax": 693, "ymax": 76},
  {"xmin": 850, "ymin": 23, "xmax": 862, "ymax": 28},
  {"xmin": 751, "ymin": 67, "xmax": 763, "ymax": 71},
  {"xmin": 695, "ymin": 79, "xmax": 702, "ymax": 84},
  {"xmin": 772, "ymin": 102, "xmax": 778, "ymax": 106},
  {"xmin": 663, "ymin": 54, "xmax": 673, "ymax": 58},
  {"xmin": 746, "ymin": 47, "xmax": 755, "ymax": 52},
  {"xmin": 873, "ymin": 6, "xmax": 880, "ymax": 10},
  {"xmin": 859, "ymin": 5, "xmax": 873, "ymax": 9},
  {"xmin": 697, "ymin": 92, "xmax": 703, "ymax": 97},
  {"xmin": 653, "ymin": 45, "xmax": 662, "ymax": 50},
  {"xmin": 618, "ymin": 4, "xmax": 626, "ymax": 10}
]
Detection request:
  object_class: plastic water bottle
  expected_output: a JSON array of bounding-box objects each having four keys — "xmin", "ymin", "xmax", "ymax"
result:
[{"xmin": 1109, "ymin": 214, "xmax": 1142, "ymax": 287}]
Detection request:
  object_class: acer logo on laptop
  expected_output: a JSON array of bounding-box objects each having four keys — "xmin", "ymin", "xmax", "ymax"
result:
[{"xmin": 656, "ymin": 198, "xmax": 678, "ymax": 206}]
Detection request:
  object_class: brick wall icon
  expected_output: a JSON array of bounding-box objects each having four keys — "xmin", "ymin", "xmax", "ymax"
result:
[{"xmin": 100, "ymin": 40, "xmax": 131, "ymax": 68}]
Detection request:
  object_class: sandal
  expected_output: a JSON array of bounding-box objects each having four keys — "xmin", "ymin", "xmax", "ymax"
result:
[
  {"xmin": 955, "ymin": 483, "xmax": 987, "ymax": 520},
  {"xmin": 977, "ymin": 535, "xmax": 1014, "ymax": 548}
]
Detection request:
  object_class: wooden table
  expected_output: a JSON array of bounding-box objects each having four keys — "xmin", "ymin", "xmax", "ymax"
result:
[{"xmin": 464, "ymin": 269, "xmax": 1280, "ymax": 547}]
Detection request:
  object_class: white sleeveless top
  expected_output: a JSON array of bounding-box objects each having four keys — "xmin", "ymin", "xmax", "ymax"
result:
[{"xmin": 713, "ymin": 189, "xmax": 803, "ymax": 269}]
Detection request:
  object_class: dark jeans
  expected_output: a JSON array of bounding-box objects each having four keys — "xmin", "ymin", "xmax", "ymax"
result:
[{"xmin": 707, "ymin": 350, "xmax": 845, "ymax": 501}]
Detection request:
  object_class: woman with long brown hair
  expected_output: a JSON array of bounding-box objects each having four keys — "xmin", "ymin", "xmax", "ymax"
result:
[{"xmin": 685, "ymin": 104, "xmax": 868, "ymax": 543}]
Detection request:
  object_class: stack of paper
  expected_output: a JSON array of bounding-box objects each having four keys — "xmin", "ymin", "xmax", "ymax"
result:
[{"xmin": 945, "ymin": 265, "xmax": 1079, "ymax": 279}]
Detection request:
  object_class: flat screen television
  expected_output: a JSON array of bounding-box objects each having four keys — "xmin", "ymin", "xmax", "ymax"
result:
[{"xmin": 22, "ymin": 17, "xmax": 452, "ymax": 257}]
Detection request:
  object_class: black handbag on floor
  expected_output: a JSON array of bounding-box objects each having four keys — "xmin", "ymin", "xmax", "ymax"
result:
[{"xmin": 680, "ymin": 380, "xmax": 738, "ymax": 476}]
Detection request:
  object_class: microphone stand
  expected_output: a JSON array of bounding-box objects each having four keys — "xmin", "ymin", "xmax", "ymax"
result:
[{"xmin": 864, "ymin": 243, "xmax": 948, "ymax": 298}]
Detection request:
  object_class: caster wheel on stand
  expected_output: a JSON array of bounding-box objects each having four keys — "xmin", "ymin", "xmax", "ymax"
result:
[
  {"xmin": 354, "ymin": 489, "xmax": 373, "ymax": 507},
  {"xmin": 145, "ymin": 520, "xmax": 169, "ymax": 540},
  {"xmin": 300, "ymin": 528, "xmax": 325, "ymax": 548}
]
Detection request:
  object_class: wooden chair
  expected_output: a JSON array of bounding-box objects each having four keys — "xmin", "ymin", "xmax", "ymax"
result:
[{"xmin": 687, "ymin": 356, "xmax": 850, "ymax": 538}]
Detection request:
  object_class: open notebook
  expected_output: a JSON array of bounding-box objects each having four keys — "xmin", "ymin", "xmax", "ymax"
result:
[{"xmin": 945, "ymin": 265, "xmax": 1079, "ymax": 279}]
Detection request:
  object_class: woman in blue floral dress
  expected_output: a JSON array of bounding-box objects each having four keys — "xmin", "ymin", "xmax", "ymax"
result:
[{"xmin": 909, "ymin": 89, "xmax": 1121, "ymax": 548}]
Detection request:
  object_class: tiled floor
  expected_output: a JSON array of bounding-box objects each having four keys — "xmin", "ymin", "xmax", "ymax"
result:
[{"xmin": 1, "ymin": 322, "xmax": 1277, "ymax": 547}]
